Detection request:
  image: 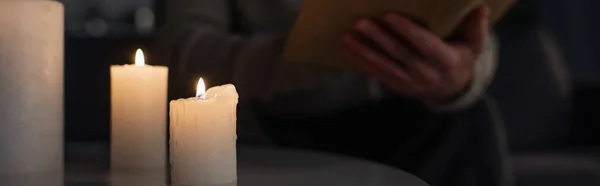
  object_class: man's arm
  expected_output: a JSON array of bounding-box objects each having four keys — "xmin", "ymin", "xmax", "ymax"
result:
[
  {"xmin": 425, "ymin": 33, "xmax": 498, "ymax": 112},
  {"xmin": 343, "ymin": 6, "xmax": 494, "ymax": 110}
]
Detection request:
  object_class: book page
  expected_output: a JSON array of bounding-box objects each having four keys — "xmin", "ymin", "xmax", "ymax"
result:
[{"xmin": 283, "ymin": 0, "xmax": 513, "ymax": 69}]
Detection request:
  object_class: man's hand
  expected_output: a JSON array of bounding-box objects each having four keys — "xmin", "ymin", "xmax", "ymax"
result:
[{"xmin": 343, "ymin": 6, "xmax": 491, "ymax": 103}]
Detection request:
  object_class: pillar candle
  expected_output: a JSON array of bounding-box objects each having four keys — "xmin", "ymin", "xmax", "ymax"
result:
[
  {"xmin": 110, "ymin": 49, "xmax": 168, "ymax": 174},
  {"xmin": 0, "ymin": 1, "xmax": 64, "ymax": 183},
  {"xmin": 170, "ymin": 78, "xmax": 238, "ymax": 185}
]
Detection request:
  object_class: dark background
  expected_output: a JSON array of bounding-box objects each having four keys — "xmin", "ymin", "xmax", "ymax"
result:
[
  {"xmin": 63, "ymin": 0, "xmax": 600, "ymax": 142},
  {"xmin": 56, "ymin": 1, "xmax": 600, "ymax": 185},
  {"xmin": 63, "ymin": 0, "xmax": 156, "ymax": 141}
]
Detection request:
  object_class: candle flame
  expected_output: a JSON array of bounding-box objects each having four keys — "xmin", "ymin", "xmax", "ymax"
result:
[
  {"xmin": 196, "ymin": 78, "xmax": 206, "ymax": 100},
  {"xmin": 135, "ymin": 48, "xmax": 145, "ymax": 66}
]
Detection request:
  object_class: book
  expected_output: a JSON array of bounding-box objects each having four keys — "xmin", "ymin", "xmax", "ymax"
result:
[{"xmin": 282, "ymin": 0, "xmax": 514, "ymax": 69}]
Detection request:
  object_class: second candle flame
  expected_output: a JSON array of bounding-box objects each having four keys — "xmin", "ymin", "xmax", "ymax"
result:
[
  {"xmin": 196, "ymin": 78, "xmax": 206, "ymax": 100},
  {"xmin": 135, "ymin": 49, "xmax": 145, "ymax": 66}
]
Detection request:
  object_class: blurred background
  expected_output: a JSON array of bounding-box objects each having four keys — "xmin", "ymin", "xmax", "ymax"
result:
[
  {"xmin": 63, "ymin": 0, "xmax": 160, "ymax": 141},
  {"xmin": 62, "ymin": 0, "xmax": 600, "ymax": 185},
  {"xmin": 62, "ymin": 0, "xmax": 600, "ymax": 142}
]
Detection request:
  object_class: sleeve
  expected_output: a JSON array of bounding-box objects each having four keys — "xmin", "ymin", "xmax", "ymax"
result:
[
  {"xmin": 153, "ymin": 0, "xmax": 340, "ymax": 102},
  {"xmin": 424, "ymin": 33, "xmax": 499, "ymax": 112}
]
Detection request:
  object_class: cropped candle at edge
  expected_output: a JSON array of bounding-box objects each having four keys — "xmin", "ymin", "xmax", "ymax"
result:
[
  {"xmin": 0, "ymin": 2, "xmax": 64, "ymax": 184},
  {"xmin": 169, "ymin": 78, "xmax": 239, "ymax": 185},
  {"xmin": 110, "ymin": 49, "xmax": 168, "ymax": 174}
]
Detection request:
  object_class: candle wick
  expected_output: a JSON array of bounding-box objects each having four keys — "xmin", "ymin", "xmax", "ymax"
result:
[{"xmin": 196, "ymin": 93, "xmax": 206, "ymax": 100}]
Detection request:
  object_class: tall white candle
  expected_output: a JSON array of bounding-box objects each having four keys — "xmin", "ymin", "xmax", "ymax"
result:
[
  {"xmin": 110, "ymin": 49, "xmax": 168, "ymax": 175},
  {"xmin": 0, "ymin": 1, "xmax": 64, "ymax": 184},
  {"xmin": 170, "ymin": 78, "xmax": 238, "ymax": 185}
]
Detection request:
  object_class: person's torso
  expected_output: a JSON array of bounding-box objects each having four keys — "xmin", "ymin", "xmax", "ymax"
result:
[
  {"xmin": 232, "ymin": 0, "xmax": 303, "ymax": 34},
  {"xmin": 231, "ymin": 0, "xmax": 392, "ymax": 114}
]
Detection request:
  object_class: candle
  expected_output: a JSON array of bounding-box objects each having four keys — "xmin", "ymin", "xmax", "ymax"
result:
[
  {"xmin": 0, "ymin": 1, "xmax": 64, "ymax": 183},
  {"xmin": 110, "ymin": 49, "xmax": 168, "ymax": 175},
  {"xmin": 170, "ymin": 78, "xmax": 238, "ymax": 185}
]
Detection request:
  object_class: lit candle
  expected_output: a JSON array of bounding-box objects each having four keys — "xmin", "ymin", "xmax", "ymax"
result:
[
  {"xmin": 169, "ymin": 78, "xmax": 238, "ymax": 185},
  {"xmin": 110, "ymin": 49, "xmax": 168, "ymax": 175}
]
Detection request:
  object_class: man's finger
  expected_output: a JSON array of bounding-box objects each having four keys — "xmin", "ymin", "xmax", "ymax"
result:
[
  {"xmin": 464, "ymin": 6, "xmax": 490, "ymax": 54},
  {"xmin": 354, "ymin": 19, "xmax": 415, "ymax": 62},
  {"xmin": 343, "ymin": 34, "xmax": 412, "ymax": 82},
  {"xmin": 405, "ymin": 61, "xmax": 442, "ymax": 86},
  {"xmin": 343, "ymin": 34, "xmax": 421, "ymax": 93},
  {"xmin": 382, "ymin": 14, "xmax": 454, "ymax": 63},
  {"xmin": 344, "ymin": 48, "xmax": 420, "ymax": 96}
]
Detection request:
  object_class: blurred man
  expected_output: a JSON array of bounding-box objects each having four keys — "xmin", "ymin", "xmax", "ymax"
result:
[{"xmin": 154, "ymin": 1, "xmax": 512, "ymax": 186}]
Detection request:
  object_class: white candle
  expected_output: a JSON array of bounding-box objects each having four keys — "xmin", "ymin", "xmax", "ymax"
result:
[
  {"xmin": 0, "ymin": 1, "xmax": 64, "ymax": 181},
  {"xmin": 0, "ymin": 0, "xmax": 64, "ymax": 183},
  {"xmin": 170, "ymin": 78, "xmax": 238, "ymax": 185},
  {"xmin": 110, "ymin": 49, "xmax": 168, "ymax": 174}
]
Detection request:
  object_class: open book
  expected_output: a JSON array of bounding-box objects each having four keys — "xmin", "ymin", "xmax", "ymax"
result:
[{"xmin": 282, "ymin": 0, "xmax": 513, "ymax": 69}]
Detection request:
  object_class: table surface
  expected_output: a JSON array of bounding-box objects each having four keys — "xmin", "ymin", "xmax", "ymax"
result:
[{"xmin": 2, "ymin": 143, "xmax": 429, "ymax": 186}]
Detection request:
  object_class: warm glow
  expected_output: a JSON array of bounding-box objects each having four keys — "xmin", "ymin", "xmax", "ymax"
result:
[
  {"xmin": 196, "ymin": 78, "xmax": 206, "ymax": 100},
  {"xmin": 135, "ymin": 48, "xmax": 145, "ymax": 66}
]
